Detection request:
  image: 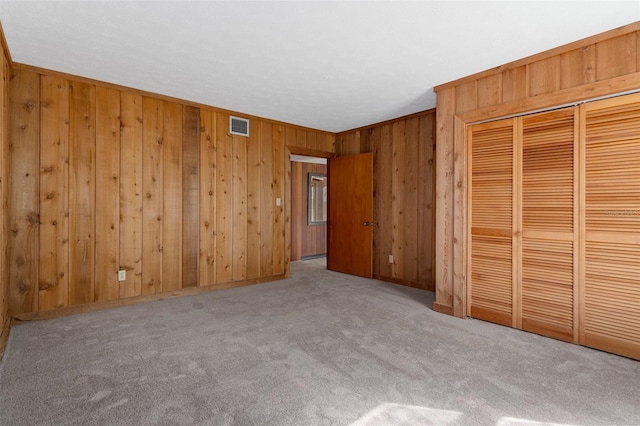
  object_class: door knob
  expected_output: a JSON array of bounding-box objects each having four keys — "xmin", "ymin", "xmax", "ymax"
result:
[{"xmin": 363, "ymin": 221, "xmax": 374, "ymax": 226}]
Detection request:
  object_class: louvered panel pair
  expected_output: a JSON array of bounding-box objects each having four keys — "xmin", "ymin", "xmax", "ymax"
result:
[
  {"xmin": 582, "ymin": 96, "xmax": 640, "ymax": 360},
  {"xmin": 469, "ymin": 109, "xmax": 576, "ymax": 340}
]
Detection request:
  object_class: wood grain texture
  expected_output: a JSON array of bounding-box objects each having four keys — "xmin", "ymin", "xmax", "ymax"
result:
[
  {"xmin": 94, "ymin": 86, "xmax": 120, "ymax": 302},
  {"xmin": 198, "ymin": 109, "xmax": 216, "ymax": 287},
  {"xmin": 8, "ymin": 66, "xmax": 337, "ymax": 318},
  {"xmin": 216, "ymin": 112, "xmax": 233, "ymax": 283},
  {"xmin": 182, "ymin": 105, "xmax": 199, "ymax": 288},
  {"xmin": 336, "ymin": 110, "xmax": 435, "ymax": 290},
  {"xmin": 8, "ymin": 68, "xmax": 40, "ymax": 315},
  {"xmin": 39, "ymin": 75, "xmax": 70, "ymax": 311},
  {"xmin": 436, "ymin": 21, "xmax": 640, "ymax": 324},
  {"xmin": 161, "ymin": 101, "xmax": 183, "ymax": 292},
  {"xmin": 0, "ymin": 52, "xmax": 8, "ymax": 345},
  {"xmin": 290, "ymin": 162, "xmax": 327, "ymax": 261},
  {"xmin": 68, "ymin": 81, "xmax": 95, "ymax": 306},
  {"xmin": 119, "ymin": 92, "xmax": 143, "ymax": 298},
  {"xmin": 141, "ymin": 97, "xmax": 163, "ymax": 295}
]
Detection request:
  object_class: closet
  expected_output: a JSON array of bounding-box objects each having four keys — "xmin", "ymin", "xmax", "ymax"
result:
[{"xmin": 468, "ymin": 92, "xmax": 640, "ymax": 360}]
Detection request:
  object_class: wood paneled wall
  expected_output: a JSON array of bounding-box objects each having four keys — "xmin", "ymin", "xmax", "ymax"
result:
[
  {"xmin": 291, "ymin": 161, "xmax": 327, "ymax": 261},
  {"xmin": 336, "ymin": 110, "xmax": 435, "ymax": 291},
  {"xmin": 0, "ymin": 32, "xmax": 10, "ymax": 355},
  {"xmin": 8, "ymin": 65, "xmax": 335, "ymax": 317},
  {"xmin": 433, "ymin": 21, "xmax": 640, "ymax": 317}
]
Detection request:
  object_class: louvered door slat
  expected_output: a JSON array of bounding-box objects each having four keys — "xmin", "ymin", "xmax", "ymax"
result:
[
  {"xmin": 469, "ymin": 122, "xmax": 514, "ymax": 326},
  {"xmin": 583, "ymin": 95, "xmax": 640, "ymax": 360},
  {"xmin": 521, "ymin": 109, "xmax": 576, "ymax": 342}
]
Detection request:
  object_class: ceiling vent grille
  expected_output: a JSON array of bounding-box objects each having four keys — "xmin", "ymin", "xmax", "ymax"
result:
[{"xmin": 230, "ymin": 116, "xmax": 249, "ymax": 137}]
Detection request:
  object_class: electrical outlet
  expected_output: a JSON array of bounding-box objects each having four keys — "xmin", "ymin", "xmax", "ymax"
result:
[
  {"xmin": 117, "ymin": 270, "xmax": 126, "ymax": 281},
  {"xmin": 276, "ymin": 197, "xmax": 282, "ymax": 206},
  {"xmin": 389, "ymin": 255, "xmax": 394, "ymax": 264}
]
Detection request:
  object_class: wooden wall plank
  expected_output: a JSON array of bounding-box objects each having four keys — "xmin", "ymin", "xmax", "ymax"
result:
[
  {"xmin": 141, "ymin": 97, "xmax": 163, "ymax": 294},
  {"xmin": 403, "ymin": 117, "xmax": 419, "ymax": 282},
  {"xmin": 198, "ymin": 109, "xmax": 216, "ymax": 286},
  {"xmin": 8, "ymin": 68, "xmax": 40, "ymax": 315},
  {"xmin": 260, "ymin": 123, "xmax": 274, "ymax": 276},
  {"xmin": 68, "ymin": 81, "xmax": 96, "ymax": 306},
  {"xmin": 596, "ymin": 33, "xmax": 637, "ymax": 81},
  {"xmin": 391, "ymin": 121, "xmax": 405, "ymax": 279},
  {"xmin": 216, "ymin": 112, "xmax": 233, "ymax": 283},
  {"xmin": 94, "ymin": 86, "xmax": 120, "ymax": 302},
  {"xmin": 182, "ymin": 105, "xmax": 200, "ymax": 288},
  {"xmin": 232, "ymin": 134, "xmax": 248, "ymax": 281},
  {"xmin": 477, "ymin": 74, "xmax": 501, "ymax": 108},
  {"xmin": 119, "ymin": 92, "xmax": 143, "ymax": 298},
  {"xmin": 377, "ymin": 124, "xmax": 393, "ymax": 278},
  {"xmin": 246, "ymin": 119, "xmax": 262, "ymax": 278},
  {"xmin": 39, "ymin": 75, "xmax": 70, "ymax": 311},
  {"xmin": 162, "ymin": 101, "xmax": 183, "ymax": 292},
  {"xmin": 434, "ymin": 88, "xmax": 455, "ymax": 310},
  {"xmin": 502, "ymin": 65, "xmax": 528, "ymax": 103},
  {"xmin": 418, "ymin": 113, "xmax": 435, "ymax": 286},
  {"xmin": 560, "ymin": 45, "xmax": 596, "ymax": 89},
  {"xmin": 272, "ymin": 125, "xmax": 285, "ymax": 275},
  {"xmin": 529, "ymin": 56, "xmax": 561, "ymax": 97},
  {"xmin": 455, "ymin": 81, "xmax": 477, "ymax": 113},
  {"xmin": 290, "ymin": 161, "xmax": 302, "ymax": 261}
]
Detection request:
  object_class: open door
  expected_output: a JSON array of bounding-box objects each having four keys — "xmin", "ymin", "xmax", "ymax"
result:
[{"xmin": 327, "ymin": 153, "xmax": 374, "ymax": 278}]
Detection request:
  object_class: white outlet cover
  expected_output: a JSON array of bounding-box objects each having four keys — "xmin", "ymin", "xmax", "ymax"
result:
[{"xmin": 118, "ymin": 270, "xmax": 126, "ymax": 281}]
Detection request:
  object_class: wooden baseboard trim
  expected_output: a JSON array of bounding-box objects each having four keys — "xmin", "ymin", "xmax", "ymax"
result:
[
  {"xmin": 432, "ymin": 302, "xmax": 454, "ymax": 316},
  {"xmin": 373, "ymin": 274, "xmax": 435, "ymax": 292},
  {"xmin": 0, "ymin": 316, "xmax": 11, "ymax": 360},
  {"xmin": 12, "ymin": 275, "xmax": 286, "ymax": 323}
]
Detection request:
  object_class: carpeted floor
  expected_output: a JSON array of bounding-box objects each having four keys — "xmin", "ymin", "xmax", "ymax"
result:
[{"xmin": 0, "ymin": 258, "xmax": 638, "ymax": 426}]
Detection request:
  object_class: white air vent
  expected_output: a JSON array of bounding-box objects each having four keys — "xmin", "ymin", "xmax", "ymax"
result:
[{"xmin": 230, "ymin": 116, "xmax": 249, "ymax": 137}]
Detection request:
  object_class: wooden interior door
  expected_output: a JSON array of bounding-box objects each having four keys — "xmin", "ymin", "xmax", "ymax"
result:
[
  {"xmin": 581, "ymin": 94, "xmax": 640, "ymax": 360},
  {"xmin": 468, "ymin": 120, "xmax": 515, "ymax": 327},
  {"xmin": 520, "ymin": 109, "xmax": 577, "ymax": 343},
  {"xmin": 327, "ymin": 153, "xmax": 374, "ymax": 278}
]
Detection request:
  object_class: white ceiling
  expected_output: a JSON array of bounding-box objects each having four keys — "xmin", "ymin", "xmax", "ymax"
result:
[{"xmin": 1, "ymin": 1, "xmax": 638, "ymax": 132}]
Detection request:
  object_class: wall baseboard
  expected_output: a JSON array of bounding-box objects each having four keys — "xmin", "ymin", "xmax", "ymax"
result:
[
  {"xmin": 12, "ymin": 275, "xmax": 285, "ymax": 323},
  {"xmin": 432, "ymin": 302, "xmax": 454, "ymax": 316},
  {"xmin": 374, "ymin": 274, "xmax": 434, "ymax": 292},
  {"xmin": 0, "ymin": 317, "xmax": 11, "ymax": 361}
]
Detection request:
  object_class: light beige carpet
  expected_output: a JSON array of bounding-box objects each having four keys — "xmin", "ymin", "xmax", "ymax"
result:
[{"xmin": 1, "ymin": 258, "xmax": 638, "ymax": 425}]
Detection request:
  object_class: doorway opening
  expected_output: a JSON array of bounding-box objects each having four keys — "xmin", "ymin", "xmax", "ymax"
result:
[{"xmin": 290, "ymin": 154, "xmax": 328, "ymax": 267}]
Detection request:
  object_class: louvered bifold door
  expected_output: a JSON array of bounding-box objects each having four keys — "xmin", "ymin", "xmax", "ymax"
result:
[
  {"xmin": 520, "ymin": 109, "xmax": 577, "ymax": 343},
  {"xmin": 582, "ymin": 94, "xmax": 640, "ymax": 360},
  {"xmin": 469, "ymin": 120, "xmax": 515, "ymax": 327}
]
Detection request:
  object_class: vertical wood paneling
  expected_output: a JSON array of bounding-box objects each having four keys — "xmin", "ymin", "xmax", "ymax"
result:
[
  {"xmin": 94, "ymin": 86, "xmax": 120, "ymax": 302},
  {"xmin": 1, "ymin": 54, "xmax": 8, "ymax": 334},
  {"xmin": 403, "ymin": 118, "xmax": 419, "ymax": 282},
  {"xmin": 291, "ymin": 161, "xmax": 302, "ymax": 261},
  {"xmin": 596, "ymin": 33, "xmax": 637, "ymax": 81},
  {"xmin": 246, "ymin": 119, "xmax": 262, "ymax": 278},
  {"xmin": 529, "ymin": 56, "xmax": 560, "ymax": 97},
  {"xmin": 273, "ymin": 126, "xmax": 285, "ymax": 275},
  {"xmin": 161, "ymin": 101, "xmax": 183, "ymax": 292},
  {"xmin": 9, "ymin": 67, "xmax": 337, "ymax": 318},
  {"xmin": 39, "ymin": 75, "xmax": 70, "ymax": 311},
  {"xmin": 377, "ymin": 123, "xmax": 393, "ymax": 279},
  {"xmin": 418, "ymin": 113, "xmax": 435, "ymax": 285},
  {"xmin": 68, "ymin": 81, "xmax": 95, "ymax": 306},
  {"xmin": 477, "ymin": 74, "xmax": 501, "ymax": 108},
  {"xmin": 8, "ymin": 69, "xmax": 40, "ymax": 315},
  {"xmin": 260, "ymin": 123, "xmax": 274, "ymax": 276},
  {"xmin": 141, "ymin": 97, "xmax": 163, "ymax": 294},
  {"xmin": 198, "ymin": 109, "xmax": 216, "ymax": 286},
  {"xmin": 455, "ymin": 81, "xmax": 477, "ymax": 113},
  {"xmin": 119, "ymin": 92, "xmax": 143, "ymax": 298},
  {"xmin": 216, "ymin": 112, "xmax": 233, "ymax": 283},
  {"xmin": 390, "ymin": 121, "xmax": 405, "ymax": 279},
  {"xmin": 232, "ymin": 134, "xmax": 248, "ymax": 281},
  {"xmin": 502, "ymin": 65, "xmax": 528, "ymax": 103},
  {"xmin": 182, "ymin": 105, "xmax": 200, "ymax": 288},
  {"xmin": 560, "ymin": 45, "xmax": 596, "ymax": 89}
]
